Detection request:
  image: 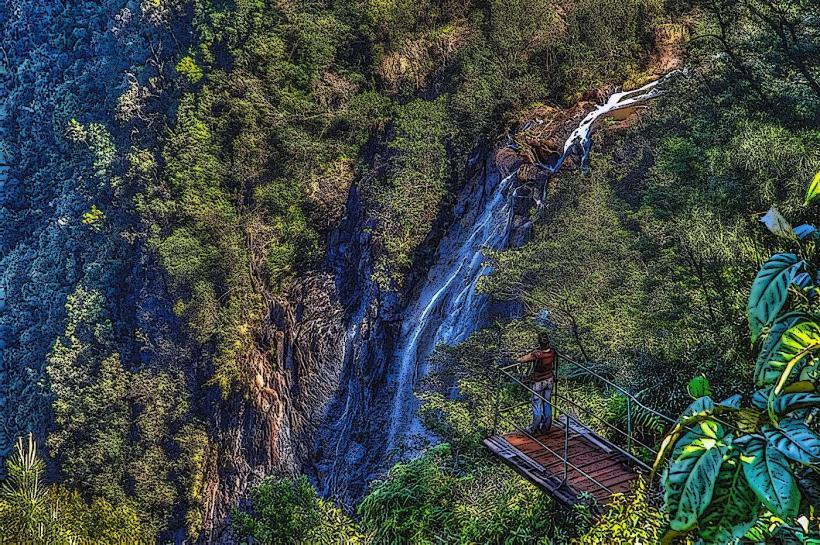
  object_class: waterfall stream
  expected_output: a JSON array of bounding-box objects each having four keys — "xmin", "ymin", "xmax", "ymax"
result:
[{"xmin": 383, "ymin": 73, "xmax": 677, "ymax": 453}]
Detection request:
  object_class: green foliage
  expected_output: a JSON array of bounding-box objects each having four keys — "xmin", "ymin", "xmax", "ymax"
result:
[
  {"xmin": 358, "ymin": 444, "xmax": 460, "ymax": 543},
  {"xmin": 688, "ymin": 375, "xmax": 713, "ymax": 399},
  {"xmin": 690, "ymin": 0, "xmax": 820, "ymax": 124},
  {"xmin": 655, "ymin": 176, "xmax": 820, "ymax": 543},
  {"xmin": 45, "ymin": 286, "xmax": 207, "ymax": 538},
  {"xmin": 576, "ymin": 479, "xmax": 666, "ymax": 544},
  {"xmin": 740, "ymin": 435, "xmax": 800, "ymax": 518},
  {"xmin": 664, "ymin": 420, "xmax": 730, "ymax": 531},
  {"xmin": 176, "ymin": 55, "xmax": 203, "ymax": 84},
  {"xmin": 481, "ymin": 175, "xmax": 646, "ymax": 367},
  {"xmin": 232, "ymin": 475, "xmax": 361, "ymax": 545},
  {"xmin": 358, "ymin": 443, "xmax": 565, "ymax": 544},
  {"xmin": 0, "ymin": 434, "xmax": 145, "ymax": 543},
  {"xmin": 806, "ymin": 173, "xmax": 820, "ymax": 207},
  {"xmin": 66, "ymin": 120, "xmax": 116, "ymax": 177},
  {"xmin": 81, "ymin": 204, "xmax": 105, "ymax": 229},
  {"xmin": 557, "ymin": 0, "xmax": 664, "ymax": 97},
  {"xmin": 747, "ymin": 253, "xmax": 803, "ymax": 343},
  {"xmin": 144, "ymin": 0, "xmax": 370, "ymax": 393},
  {"xmin": 697, "ymin": 455, "xmax": 758, "ymax": 544},
  {"xmin": 371, "ymin": 96, "xmax": 454, "ymax": 282}
]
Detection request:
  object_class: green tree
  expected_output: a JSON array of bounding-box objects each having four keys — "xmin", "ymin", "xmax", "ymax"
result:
[
  {"xmin": 0, "ymin": 434, "xmax": 144, "ymax": 543},
  {"xmin": 46, "ymin": 286, "xmax": 207, "ymax": 538},
  {"xmin": 231, "ymin": 475, "xmax": 361, "ymax": 544}
]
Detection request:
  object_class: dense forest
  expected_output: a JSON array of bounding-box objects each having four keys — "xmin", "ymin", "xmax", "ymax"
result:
[{"xmin": 1, "ymin": 0, "xmax": 819, "ymax": 543}]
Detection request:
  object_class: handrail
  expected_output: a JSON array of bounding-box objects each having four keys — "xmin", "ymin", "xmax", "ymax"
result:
[
  {"xmin": 553, "ymin": 352, "xmax": 746, "ymax": 437},
  {"xmin": 555, "ymin": 352, "xmax": 677, "ymax": 425},
  {"xmin": 500, "ymin": 369, "xmax": 658, "ymax": 455},
  {"xmin": 497, "ymin": 350, "xmax": 746, "ymax": 462},
  {"xmin": 500, "ymin": 351, "xmax": 675, "ymax": 425}
]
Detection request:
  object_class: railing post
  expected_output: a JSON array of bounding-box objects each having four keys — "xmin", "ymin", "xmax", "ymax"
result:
[
  {"xmin": 562, "ymin": 412, "xmax": 569, "ymax": 485},
  {"xmin": 626, "ymin": 395, "xmax": 633, "ymax": 455},
  {"xmin": 492, "ymin": 365, "xmax": 501, "ymax": 436},
  {"xmin": 553, "ymin": 354, "xmax": 559, "ymax": 421}
]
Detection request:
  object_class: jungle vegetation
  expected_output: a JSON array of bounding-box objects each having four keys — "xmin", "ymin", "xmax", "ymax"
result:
[{"xmin": 1, "ymin": 0, "xmax": 819, "ymax": 543}]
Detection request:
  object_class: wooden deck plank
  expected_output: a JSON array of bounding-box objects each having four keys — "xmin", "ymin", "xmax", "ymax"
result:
[{"xmin": 586, "ymin": 464, "xmax": 632, "ymax": 481}]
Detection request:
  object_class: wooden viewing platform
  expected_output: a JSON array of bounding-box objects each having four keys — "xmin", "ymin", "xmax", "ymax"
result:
[{"xmin": 484, "ymin": 416, "xmax": 644, "ymax": 506}]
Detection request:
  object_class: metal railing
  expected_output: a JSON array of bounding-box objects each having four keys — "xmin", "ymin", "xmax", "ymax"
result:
[
  {"xmin": 490, "ymin": 351, "xmax": 675, "ymax": 499},
  {"xmin": 489, "ymin": 350, "xmax": 746, "ymax": 502}
]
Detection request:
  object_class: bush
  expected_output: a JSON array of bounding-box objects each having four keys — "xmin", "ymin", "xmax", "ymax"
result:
[
  {"xmin": 232, "ymin": 476, "xmax": 361, "ymax": 544},
  {"xmin": 576, "ymin": 479, "xmax": 666, "ymax": 544},
  {"xmin": 359, "ymin": 443, "xmax": 568, "ymax": 544}
]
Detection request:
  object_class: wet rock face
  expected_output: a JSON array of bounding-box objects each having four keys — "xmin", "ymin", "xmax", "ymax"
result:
[
  {"xmin": 305, "ymin": 147, "xmax": 530, "ymax": 507},
  {"xmin": 204, "ymin": 274, "xmax": 346, "ymax": 540}
]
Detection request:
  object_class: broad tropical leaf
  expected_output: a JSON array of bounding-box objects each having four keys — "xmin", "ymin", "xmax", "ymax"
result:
[
  {"xmin": 769, "ymin": 322, "xmax": 820, "ymax": 406},
  {"xmin": 755, "ymin": 312, "xmax": 813, "ymax": 386},
  {"xmin": 734, "ymin": 408, "xmax": 763, "ymax": 434},
  {"xmin": 757, "ymin": 319, "xmax": 820, "ymax": 413},
  {"xmin": 739, "ymin": 435, "xmax": 800, "ymax": 518},
  {"xmin": 804, "ymin": 172, "xmax": 820, "ymax": 206},
  {"xmin": 751, "ymin": 389, "xmax": 770, "ymax": 411},
  {"xmin": 747, "ymin": 253, "xmax": 803, "ymax": 344},
  {"xmin": 717, "ymin": 394, "xmax": 742, "ymax": 410},
  {"xmin": 664, "ymin": 421, "xmax": 729, "ymax": 531},
  {"xmin": 653, "ymin": 398, "xmax": 718, "ymax": 477},
  {"xmin": 793, "ymin": 224, "xmax": 818, "ymax": 240},
  {"xmin": 751, "ymin": 386, "xmax": 819, "ymax": 412},
  {"xmin": 698, "ymin": 454, "xmax": 759, "ymax": 545},
  {"xmin": 772, "ymin": 392, "xmax": 820, "ymax": 416},
  {"xmin": 688, "ymin": 375, "xmax": 712, "ymax": 399},
  {"xmin": 794, "ymin": 272, "xmax": 812, "ymax": 287},
  {"xmin": 763, "ymin": 419, "xmax": 820, "ymax": 464},
  {"xmin": 760, "ymin": 207, "xmax": 792, "ymax": 238},
  {"xmin": 796, "ymin": 466, "xmax": 820, "ymax": 508}
]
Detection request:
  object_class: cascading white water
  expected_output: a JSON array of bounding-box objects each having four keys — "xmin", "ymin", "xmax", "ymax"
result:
[{"xmin": 384, "ymin": 73, "xmax": 677, "ymax": 452}]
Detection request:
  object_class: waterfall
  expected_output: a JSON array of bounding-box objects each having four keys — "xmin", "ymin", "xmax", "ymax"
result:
[
  {"xmin": 383, "ymin": 73, "xmax": 677, "ymax": 452},
  {"xmin": 386, "ymin": 172, "xmax": 516, "ymax": 448}
]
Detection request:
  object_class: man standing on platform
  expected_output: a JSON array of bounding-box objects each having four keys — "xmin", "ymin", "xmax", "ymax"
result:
[{"xmin": 517, "ymin": 332, "xmax": 556, "ymax": 434}]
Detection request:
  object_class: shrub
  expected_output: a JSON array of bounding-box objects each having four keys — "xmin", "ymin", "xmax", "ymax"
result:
[
  {"xmin": 232, "ymin": 476, "xmax": 361, "ymax": 544},
  {"xmin": 176, "ymin": 55, "xmax": 203, "ymax": 84},
  {"xmin": 0, "ymin": 434, "xmax": 145, "ymax": 543}
]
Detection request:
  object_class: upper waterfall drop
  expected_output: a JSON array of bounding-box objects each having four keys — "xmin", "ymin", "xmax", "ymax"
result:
[{"xmin": 383, "ymin": 72, "xmax": 679, "ymax": 454}]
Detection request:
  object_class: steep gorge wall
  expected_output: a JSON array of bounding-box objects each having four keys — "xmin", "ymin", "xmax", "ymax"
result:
[
  {"xmin": 0, "ymin": 1, "xmax": 680, "ymax": 540},
  {"xmin": 202, "ymin": 273, "xmax": 347, "ymax": 540}
]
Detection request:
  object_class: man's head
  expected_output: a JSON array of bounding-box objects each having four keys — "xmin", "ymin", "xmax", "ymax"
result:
[{"xmin": 537, "ymin": 331, "xmax": 551, "ymax": 350}]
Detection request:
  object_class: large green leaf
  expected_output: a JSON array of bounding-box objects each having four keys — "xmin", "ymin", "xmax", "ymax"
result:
[
  {"xmin": 747, "ymin": 253, "xmax": 803, "ymax": 344},
  {"xmin": 804, "ymin": 172, "xmax": 820, "ymax": 206},
  {"xmin": 698, "ymin": 454, "xmax": 759, "ymax": 545},
  {"xmin": 767, "ymin": 322, "xmax": 820, "ymax": 413},
  {"xmin": 687, "ymin": 375, "xmax": 712, "ymax": 399},
  {"xmin": 763, "ymin": 418, "xmax": 820, "ymax": 464},
  {"xmin": 772, "ymin": 392, "xmax": 820, "ymax": 416},
  {"xmin": 739, "ymin": 435, "xmax": 800, "ymax": 518},
  {"xmin": 681, "ymin": 396, "xmax": 715, "ymax": 419},
  {"xmin": 755, "ymin": 312, "xmax": 814, "ymax": 386},
  {"xmin": 653, "ymin": 398, "xmax": 717, "ymax": 477},
  {"xmin": 751, "ymin": 386, "xmax": 820, "ymax": 419},
  {"xmin": 664, "ymin": 420, "xmax": 729, "ymax": 531}
]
